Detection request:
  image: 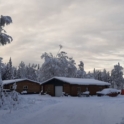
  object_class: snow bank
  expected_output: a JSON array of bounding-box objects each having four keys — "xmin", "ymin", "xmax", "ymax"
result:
[
  {"xmin": 0, "ymin": 95, "xmax": 124, "ymax": 124},
  {"xmin": 82, "ymin": 91, "xmax": 90, "ymax": 95},
  {"xmin": 21, "ymin": 91, "xmax": 27, "ymax": 94}
]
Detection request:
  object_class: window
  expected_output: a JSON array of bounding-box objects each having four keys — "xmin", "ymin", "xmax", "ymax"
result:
[
  {"xmin": 10, "ymin": 85, "xmax": 13, "ymax": 89},
  {"xmin": 23, "ymin": 85, "xmax": 28, "ymax": 90}
]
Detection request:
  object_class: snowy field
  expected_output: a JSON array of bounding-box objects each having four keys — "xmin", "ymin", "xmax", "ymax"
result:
[{"xmin": 1, "ymin": 94, "xmax": 124, "ymax": 124}]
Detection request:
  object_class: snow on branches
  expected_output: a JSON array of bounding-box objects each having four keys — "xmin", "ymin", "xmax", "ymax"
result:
[
  {"xmin": 0, "ymin": 15, "xmax": 13, "ymax": 45},
  {"xmin": 40, "ymin": 47, "xmax": 77, "ymax": 81}
]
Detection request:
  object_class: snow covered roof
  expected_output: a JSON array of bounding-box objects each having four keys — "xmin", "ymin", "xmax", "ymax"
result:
[
  {"xmin": 2, "ymin": 78, "xmax": 41, "ymax": 85},
  {"xmin": 41, "ymin": 77, "xmax": 110, "ymax": 86}
]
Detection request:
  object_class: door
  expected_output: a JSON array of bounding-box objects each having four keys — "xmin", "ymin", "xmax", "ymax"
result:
[{"xmin": 55, "ymin": 86, "xmax": 63, "ymax": 97}]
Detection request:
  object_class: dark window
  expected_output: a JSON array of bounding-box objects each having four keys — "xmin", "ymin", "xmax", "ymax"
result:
[
  {"xmin": 23, "ymin": 86, "xmax": 28, "ymax": 89},
  {"xmin": 10, "ymin": 85, "xmax": 13, "ymax": 89}
]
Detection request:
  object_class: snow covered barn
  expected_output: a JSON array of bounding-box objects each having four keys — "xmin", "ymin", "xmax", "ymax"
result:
[
  {"xmin": 41, "ymin": 77, "xmax": 110, "ymax": 96},
  {"xmin": 3, "ymin": 79, "xmax": 41, "ymax": 94}
]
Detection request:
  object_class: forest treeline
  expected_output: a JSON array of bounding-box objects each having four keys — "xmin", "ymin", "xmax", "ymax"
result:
[{"xmin": 1, "ymin": 50, "xmax": 123, "ymax": 90}]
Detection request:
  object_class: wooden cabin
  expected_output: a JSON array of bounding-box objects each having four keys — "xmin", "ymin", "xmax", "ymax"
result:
[
  {"xmin": 41, "ymin": 77, "xmax": 110, "ymax": 96},
  {"xmin": 3, "ymin": 79, "xmax": 41, "ymax": 94}
]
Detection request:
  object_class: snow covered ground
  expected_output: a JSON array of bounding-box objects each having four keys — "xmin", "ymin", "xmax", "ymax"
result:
[{"xmin": 0, "ymin": 94, "xmax": 124, "ymax": 124}]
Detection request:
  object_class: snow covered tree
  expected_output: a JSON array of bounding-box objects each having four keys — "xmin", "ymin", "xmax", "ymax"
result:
[
  {"xmin": 17, "ymin": 61, "xmax": 26, "ymax": 78},
  {"xmin": 100, "ymin": 69, "xmax": 111, "ymax": 82},
  {"xmin": 76, "ymin": 61, "xmax": 86, "ymax": 78},
  {"xmin": 92, "ymin": 68, "xmax": 111, "ymax": 83},
  {"xmin": 0, "ymin": 58, "xmax": 3, "ymax": 107},
  {"xmin": 15, "ymin": 62, "xmax": 37, "ymax": 80},
  {"xmin": 40, "ymin": 52, "xmax": 60, "ymax": 81},
  {"xmin": 0, "ymin": 15, "xmax": 12, "ymax": 108},
  {"xmin": 1, "ymin": 61, "xmax": 6, "ymax": 80},
  {"xmin": 79, "ymin": 61, "xmax": 84, "ymax": 71},
  {"xmin": 93, "ymin": 68, "xmax": 97, "ymax": 79},
  {"xmin": 36, "ymin": 64, "xmax": 41, "ymax": 82},
  {"xmin": 0, "ymin": 15, "xmax": 12, "ymax": 45},
  {"xmin": 40, "ymin": 46, "xmax": 77, "ymax": 81},
  {"xmin": 111, "ymin": 63, "xmax": 124, "ymax": 89},
  {"xmin": 26, "ymin": 64, "xmax": 37, "ymax": 80},
  {"xmin": 3, "ymin": 58, "xmax": 13, "ymax": 80},
  {"xmin": 11, "ymin": 83, "xmax": 18, "ymax": 101},
  {"xmin": 57, "ymin": 51, "xmax": 77, "ymax": 77},
  {"xmin": 66, "ymin": 57, "xmax": 77, "ymax": 77},
  {"xmin": 9, "ymin": 57, "xmax": 13, "ymax": 79},
  {"xmin": 4, "ymin": 63, "xmax": 10, "ymax": 79},
  {"xmin": 106, "ymin": 71, "xmax": 111, "ymax": 83},
  {"xmin": 93, "ymin": 68, "xmax": 102, "ymax": 80},
  {"xmin": 86, "ymin": 71, "xmax": 94, "ymax": 79},
  {"xmin": 12, "ymin": 67, "xmax": 18, "ymax": 79}
]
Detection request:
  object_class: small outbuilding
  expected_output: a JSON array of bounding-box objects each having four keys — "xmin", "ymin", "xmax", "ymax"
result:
[
  {"xmin": 41, "ymin": 77, "xmax": 110, "ymax": 96},
  {"xmin": 3, "ymin": 79, "xmax": 41, "ymax": 94}
]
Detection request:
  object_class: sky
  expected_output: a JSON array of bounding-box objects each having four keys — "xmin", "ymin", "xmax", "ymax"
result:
[{"xmin": 0, "ymin": 0, "xmax": 124, "ymax": 72}]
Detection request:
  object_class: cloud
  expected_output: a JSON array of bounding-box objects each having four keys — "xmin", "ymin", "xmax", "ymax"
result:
[{"xmin": 0, "ymin": 0, "xmax": 124, "ymax": 72}]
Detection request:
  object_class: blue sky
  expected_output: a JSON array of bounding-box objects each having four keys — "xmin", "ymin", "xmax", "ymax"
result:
[{"xmin": 1, "ymin": 0, "xmax": 124, "ymax": 72}]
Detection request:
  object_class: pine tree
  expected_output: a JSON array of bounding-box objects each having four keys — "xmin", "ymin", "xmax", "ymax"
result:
[
  {"xmin": 4, "ymin": 58, "xmax": 13, "ymax": 80},
  {"xmin": 76, "ymin": 61, "xmax": 86, "ymax": 78},
  {"xmin": 12, "ymin": 67, "xmax": 18, "ymax": 79},
  {"xmin": 111, "ymin": 63, "xmax": 124, "ymax": 89},
  {"xmin": 17, "ymin": 61, "xmax": 26, "ymax": 78},
  {"xmin": 1, "ymin": 62, "xmax": 6, "ymax": 80},
  {"xmin": 0, "ymin": 15, "xmax": 12, "ymax": 108},
  {"xmin": 0, "ymin": 58, "xmax": 3, "ymax": 107},
  {"xmin": 36, "ymin": 64, "xmax": 40, "ymax": 82},
  {"xmin": 9, "ymin": 57, "xmax": 13, "ymax": 79},
  {"xmin": 26, "ymin": 64, "xmax": 37, "ymax": 80},
  {"xmin": 0, "ymin": 15, "xmax": 12, "ymax": 45},
  {"xmin": 86, "ymin": 71, "xmax": 94, "ymax": 79}
]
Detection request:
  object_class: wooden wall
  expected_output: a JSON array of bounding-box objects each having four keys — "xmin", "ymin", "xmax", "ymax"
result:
[
  {"xmin": 4, "ymin": 80, "xmax": 41, "ymax": 94},
  {"xmin": 63, "ymin": 84, "xmax": 71, "ymax": 95},
  {"xmin": 88, "ymin": 85, "xmax": 107, "ymax": 95},
  {"xmin": 42, "ymin": 79, "xmax": 109, "ymax": 96},
  {"xmin": 43, "ymin": 84, "xmax": 54, "ymax": 96}
]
